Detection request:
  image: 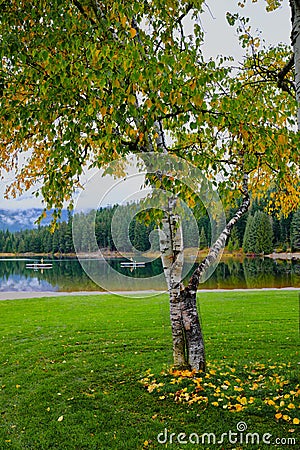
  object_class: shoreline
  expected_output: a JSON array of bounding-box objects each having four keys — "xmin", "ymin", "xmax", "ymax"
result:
[
  {"xmin": 0, "ymin": 251, "xmax": 300, "ymax": 260},
  {"xmin": 0, "ymin": 286, "xmax": 299, "ymax": 301}
]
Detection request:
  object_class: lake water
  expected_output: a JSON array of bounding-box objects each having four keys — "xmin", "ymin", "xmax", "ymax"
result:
[{"xmin": 0, "ymin": 256, "xmax": 300, "ymax": 292}]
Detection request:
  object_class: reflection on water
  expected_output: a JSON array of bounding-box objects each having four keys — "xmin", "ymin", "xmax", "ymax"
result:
[{"xmin": 0, "ymin": 256, "xmax": 299, "ymax": 292}]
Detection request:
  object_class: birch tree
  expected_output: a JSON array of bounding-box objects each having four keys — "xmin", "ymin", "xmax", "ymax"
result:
[{"xmin": 1, "ymin": 1, "xmax": 299, "ymax": 371}]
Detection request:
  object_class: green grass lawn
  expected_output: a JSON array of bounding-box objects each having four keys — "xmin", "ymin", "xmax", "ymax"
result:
[{"xmin": 0, "ymin": 290, "xmax": 299, "ymax": 449}]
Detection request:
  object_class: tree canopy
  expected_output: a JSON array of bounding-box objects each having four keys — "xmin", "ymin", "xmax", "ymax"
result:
[{"xmin": 0, "ymin": 0, "xmax": 299, "ymax": 219}]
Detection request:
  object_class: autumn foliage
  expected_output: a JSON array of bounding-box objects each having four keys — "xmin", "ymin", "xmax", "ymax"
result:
[{"xmin": 140, "ymin": 361, "xmax": 300, "ymax": 425}]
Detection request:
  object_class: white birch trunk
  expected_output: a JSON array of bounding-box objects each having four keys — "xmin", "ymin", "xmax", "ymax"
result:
[
  {"xmin": 290, "ymin": 0, "xmax": 300, "ymax": 130},
  {"xmin": 159, "ymin": 208, "xmax": 206, "ymax": 370},
  {"xmin": 159, "ymin": 197, "xmax": 187, "ymax": 367}
]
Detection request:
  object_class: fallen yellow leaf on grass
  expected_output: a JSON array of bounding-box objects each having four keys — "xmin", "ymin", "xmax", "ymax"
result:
[
  {"xmin": 57, "ymin": 415, "xmax": 64, "ymax": 422},
  {"xmin": 233, "ymin": 404, "xmax": 243, "ymax": 412},
  {"xmin": 293, "ymin": 418, "xmax": 300, "ymax": 425}
]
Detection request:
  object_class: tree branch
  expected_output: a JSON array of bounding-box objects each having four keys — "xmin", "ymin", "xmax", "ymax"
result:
[
  {"xmin": 186, "ymin": 174, "xmax": 250, "ymax": 294},
  {"xmin": 277, "ymin": 53, "xmax": 295, "ymax": 95},
  {"xmin": 72, "ymin": 0, "xmax": 97, "ymax": 24}
]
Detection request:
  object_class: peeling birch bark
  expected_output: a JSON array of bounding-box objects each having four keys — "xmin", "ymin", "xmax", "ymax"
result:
[
  {"xmin": 159, "ymin": 197, "xmax": 187, "ymax": 367},
  {"xmin": 180, "ymin": 288, "xmax": 206, "ymax": 371}
]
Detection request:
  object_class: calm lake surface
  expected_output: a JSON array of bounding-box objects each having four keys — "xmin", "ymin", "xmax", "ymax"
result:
[{"xmin": 0, "ymin": 256, "xmax": 300, "ymax": 292}]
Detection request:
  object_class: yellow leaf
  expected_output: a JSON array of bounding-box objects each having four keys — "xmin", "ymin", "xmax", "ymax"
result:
[
  {"xmin": 234, "ymin": 404, "xmax": 243, "ymax": 411},
  {"xmin": 234, "ymin": 386, "xmax": 243, "ymax": 392},
  {"xmin": 275, "ymin": 413, "xmax": 282, "ymax": 419},
  {"xmin": 188, "ymin": 197, "xmax": 196, "ymax": 208},
  {"xmin": 100, "ymin": 106, "xmax": 107, "ymax": 117},
  {"xmin": 57, "ymin": 415, "xmax": 64, "ymax": 422},
  {"xmin": 238, "ymin": 396, "xmax": 247, "ymax": 405},
  {"xmin": 129, "ymin": 28, "xmax": 137, "ymax": 38},
  {"xmin": 278, "ymin": 134, "xmax": 287, "ymax": 145},
  {"xmin": 120, "ymin": 15, "xmax": 127, "ymax": 28},
  {"xmin": 92, "ymin": 49, "xmax": 101, "ymax": 65},
  {"xmin": 190, "ymin": 79, "xmax": 197, "ymax": 90},
  {"xmin": 292, "ymin": 418, "xmax": 300, "ymax": 425},
  {"xmin": 16, "ymin": 384, "xmax": 21, "ymax": 389},
  {"xmin": 128, "ymin": 94, "xmax": 136, "ymax": 105},
  {"xmin": 193, "ymin": 94, "xmax": 203, "ymax": 107}
]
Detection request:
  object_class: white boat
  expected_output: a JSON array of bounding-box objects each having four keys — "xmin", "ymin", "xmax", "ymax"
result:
[
  {"xmin": 26, "ymin": 263, "xmax": 53, "ymax": 269},
  {"xmin": 120, "ymin": 261, "xmax": 145, "ymax": 268}
]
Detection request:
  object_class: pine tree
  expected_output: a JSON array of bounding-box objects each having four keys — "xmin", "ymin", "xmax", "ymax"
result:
[
  {"xmin": 51, "ymin": 229, "xmax": 60, "ymax": 253},
  {"xmin": 243, "ymin": 215, "xmax": 255, "ymax": 253},
  {"xmin": 133, "ymin": 220, "xmax": 149, "ymax": 252},
  {"xmin": 254, "ymin": 211, "xmax": 274, "ymax": 254},
  {"xmin": 199, "ymin": 227, "xmax": 207, "ymax": 250},
  {"xmin": 227, "ymin": 226, "xmax": 240, "ymax": 252},
  {"xmin": 291, "ymin": 209, "xmax": 300, "ymax": 251},
  {"xmin": 65, "ymin": 211, "xmax": 74, "ymax": 253},
  {"xmin": 242, "ymin": 212, "xmax": 273, "ymax": 254}
]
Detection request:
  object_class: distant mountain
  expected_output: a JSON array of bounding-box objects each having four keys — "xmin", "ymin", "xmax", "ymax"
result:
[{"xmin": 0, "ymin": 209, "xmax": 69, "ymax": 232}]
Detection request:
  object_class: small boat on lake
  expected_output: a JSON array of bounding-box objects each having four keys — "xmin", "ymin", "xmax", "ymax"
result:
[
  {"xmin": 26, "ymin": 261, "xmax": 53, "ymax": 270},
  {"xmin": 120, "ymin": 261, "xmax": 145, "ymax": 268}
]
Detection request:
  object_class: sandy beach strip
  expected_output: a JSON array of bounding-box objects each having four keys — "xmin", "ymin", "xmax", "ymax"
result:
[
  {"xmin": 0, "ymin": 290, "xmax": 166, "ymax": 300},
  {"xmin": 0, "ymin": 287, "xmax": 299, "ymax": 301}
]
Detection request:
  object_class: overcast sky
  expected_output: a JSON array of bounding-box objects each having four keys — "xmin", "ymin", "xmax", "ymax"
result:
[{"xmin": 0, "ymin": 0, "xmax": 291, "ymax": 211}]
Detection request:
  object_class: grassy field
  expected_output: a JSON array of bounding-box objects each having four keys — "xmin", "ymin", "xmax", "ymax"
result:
[{"xmin": 0, "ymin": 290, "xmax": 299, "ymax": 449}]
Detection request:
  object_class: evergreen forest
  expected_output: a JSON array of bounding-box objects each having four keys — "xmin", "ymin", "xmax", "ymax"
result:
[{"xmin": 0, "ymin": 203, "xmax": 299, "ymax": 255}]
